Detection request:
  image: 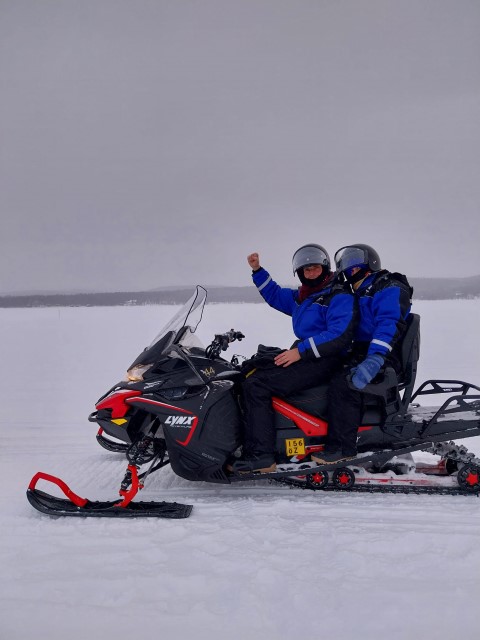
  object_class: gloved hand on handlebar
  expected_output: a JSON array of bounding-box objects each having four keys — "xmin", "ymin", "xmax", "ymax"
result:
[{"xmin": 350, "ymin": 354, "xmax": 384, "ymax": 390}]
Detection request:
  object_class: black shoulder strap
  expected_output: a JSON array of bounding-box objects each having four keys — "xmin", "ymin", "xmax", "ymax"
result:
[
  {"xmin": 388, "ymin": 272, "xmax": 414, "ymax": 299},
  {"xmin": 313, "ymin": 282, "xmax": 347, "ymax": 305},
  {"xmin": 367, "ymin": 271, "xmax": 413, "ymax": 299}
]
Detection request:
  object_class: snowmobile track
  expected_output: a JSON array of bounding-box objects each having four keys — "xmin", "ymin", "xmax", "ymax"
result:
[{"xmin": 276, "ymin": 477, "xmax": 480, "ymax": 496}]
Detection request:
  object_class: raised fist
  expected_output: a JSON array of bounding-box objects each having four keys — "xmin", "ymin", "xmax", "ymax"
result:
[{"xmin": 247, "ymin": 253, "xmax": 260, "ymax": 270}]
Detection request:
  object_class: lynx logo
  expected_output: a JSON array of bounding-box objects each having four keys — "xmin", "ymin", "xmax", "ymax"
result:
[{"xmin": 165, "ymin": 415, "xmax": 196, "ymax": 427}]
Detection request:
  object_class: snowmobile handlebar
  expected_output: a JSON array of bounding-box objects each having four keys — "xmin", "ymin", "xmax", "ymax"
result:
[{"xmin": 205, "ymin": 329, "xmax": 245, "ymax": 359}]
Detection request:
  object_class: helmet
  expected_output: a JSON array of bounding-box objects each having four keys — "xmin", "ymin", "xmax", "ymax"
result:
[
  {"xmin": 334, "ymin": 244, "xmax": 381, "ymax": 274},
  {"xmin": 292, "ymin": 244, "xmax": 330, "ymax": 275}
]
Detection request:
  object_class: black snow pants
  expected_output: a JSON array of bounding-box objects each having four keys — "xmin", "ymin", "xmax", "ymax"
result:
[
  {"xmin": 326, "ymin": 352, "xmax": 402, "ymax": 456},
  {"xmin": 241, "ymin": 356, "xmax": 339, "ymax": 456},
  {"xmin": 325, "ymin": 369, "xmax": 363, "ymax": 457}
]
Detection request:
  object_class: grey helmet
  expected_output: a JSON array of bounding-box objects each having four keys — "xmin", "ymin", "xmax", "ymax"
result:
[{"xmin": 292, "ymin": 244, "xmax": 331, "ymax": 275}]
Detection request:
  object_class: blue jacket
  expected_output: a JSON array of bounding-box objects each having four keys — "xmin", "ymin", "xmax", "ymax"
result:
[
  {"xmin": 252, "ymin": 268, "xmax": 356, "ymax": 360},
  {"xmin": 354, "ymin": 270, "xmax": 412, "ymax": 360}
]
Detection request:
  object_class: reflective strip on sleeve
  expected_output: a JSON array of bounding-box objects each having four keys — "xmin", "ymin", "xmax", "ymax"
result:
[
  {"xmin": 257, "ymin": 275, "xmax": 272, "ymax": 291},
  {"xmin": 371, "ymin": 339, "xmax": 392, "ymax": 352},
  {"xmin": 308, "ymin": 337, "xmax": 321, "ymax": 358}
]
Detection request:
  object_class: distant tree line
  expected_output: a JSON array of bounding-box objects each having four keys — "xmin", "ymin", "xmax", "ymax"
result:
[{"xmin": 1, "ymin": 276, "xmax": 479, "ymax": 308}]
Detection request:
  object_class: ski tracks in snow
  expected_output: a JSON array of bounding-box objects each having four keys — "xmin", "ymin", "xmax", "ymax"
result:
[{"xmin": 2, "ymin": 303, "xmax": 480, "ymax": 640}]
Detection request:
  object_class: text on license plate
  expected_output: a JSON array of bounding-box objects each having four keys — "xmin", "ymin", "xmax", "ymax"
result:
[{"xmin": 285, "ymin": 438, "xmax": 305, "ymax": 456}]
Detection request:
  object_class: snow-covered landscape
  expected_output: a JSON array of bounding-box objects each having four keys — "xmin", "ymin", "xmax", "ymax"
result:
[{"xmin": 1, "ymin": 297, "xmax": 479, "ymax": 640}]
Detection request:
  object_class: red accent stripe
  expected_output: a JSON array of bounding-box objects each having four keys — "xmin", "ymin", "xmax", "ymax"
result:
[
  {"xmin": 127, "ymin": 397, "xmax": 192, "ymax": 413},
  {"xmin": 175, "ymin": 417, "xmax": 199, "ymax": 447},
  {"xmin": 272, "ymin": 397, "xmax": 328, "ymax": 436}
]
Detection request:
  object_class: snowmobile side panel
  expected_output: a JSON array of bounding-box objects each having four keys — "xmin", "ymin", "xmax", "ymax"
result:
[
  {"xmin": 272, "ymin": 397, "xmax": 328, "ymax": 436},
  {"xmin": 162, "ymin": 384, "xmax": 242, "ymax": 483}
]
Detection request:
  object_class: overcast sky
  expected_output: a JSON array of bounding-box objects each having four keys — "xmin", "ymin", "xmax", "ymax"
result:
[{"xmin": 1, "ymin": 0, "xmax": 479, "ymax": 293}]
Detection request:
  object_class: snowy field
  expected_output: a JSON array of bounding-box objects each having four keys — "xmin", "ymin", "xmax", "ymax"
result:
[{"xmin": 1, "ymin": 297, "xmax": 479, "ymax": 640}]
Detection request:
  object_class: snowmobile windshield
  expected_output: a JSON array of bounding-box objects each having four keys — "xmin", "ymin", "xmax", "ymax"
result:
[{"xmin": 127, "ymin": 286, "xmax": 207, "ymax": 374}]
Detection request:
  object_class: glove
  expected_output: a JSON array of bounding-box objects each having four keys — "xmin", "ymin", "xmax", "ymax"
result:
[{"xmin": 351, "ymin": 354, "xmax": 384, "ymax": 390}]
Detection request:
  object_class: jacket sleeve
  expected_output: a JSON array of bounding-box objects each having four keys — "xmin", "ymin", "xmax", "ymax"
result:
[
  {"xmin": 252, "ymin": 268, "xmax": 296, "ymax": 316},
  {"xmin": 368, "ymin": 285, "xmax": 411, "ymax": 358},
  {"xmin": 297, "ymin": 292, "xmax": 356, "ymax": 360}
]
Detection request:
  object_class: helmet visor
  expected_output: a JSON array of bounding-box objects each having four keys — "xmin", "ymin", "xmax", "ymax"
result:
[
  {"xmin": 335, "ymin": 246, "xmax": 367, "ymax": 272},
  {"xmin": 292, "ymin": 245, "xmax": 329, "ymax": 273}
]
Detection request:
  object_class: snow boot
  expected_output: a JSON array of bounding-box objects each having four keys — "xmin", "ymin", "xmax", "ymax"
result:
[
  {"xmin": 230, "ymin": 453, "xmax": 277, "ymax": 474},
  {"xmin": 311, "ymin": 450, "xmax": 356, "ymax": 465}
]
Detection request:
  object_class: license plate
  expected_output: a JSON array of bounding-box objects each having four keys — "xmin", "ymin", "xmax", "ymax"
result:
[{"xmin": 285, "ymin": 438, "xmax": 305, "ymax": 456}]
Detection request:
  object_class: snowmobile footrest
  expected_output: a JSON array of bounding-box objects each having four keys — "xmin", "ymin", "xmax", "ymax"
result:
[{"xmin": 27, "ymin": 489, "xmax": 192, "ymax": 519}]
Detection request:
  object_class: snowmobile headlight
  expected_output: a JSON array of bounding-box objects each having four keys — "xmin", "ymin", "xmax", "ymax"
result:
[
  {"xmin": 160, "ymin": 386, "xmax": 188, "ymax": 400},
  {"xmin": 126, "ymin": 363, "xmax": 153, "ymax": 382}
]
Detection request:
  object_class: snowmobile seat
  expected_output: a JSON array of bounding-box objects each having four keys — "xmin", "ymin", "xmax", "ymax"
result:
[{"xmin": 280, "ymin": 384, "xmax": 330, "ymax": 419}]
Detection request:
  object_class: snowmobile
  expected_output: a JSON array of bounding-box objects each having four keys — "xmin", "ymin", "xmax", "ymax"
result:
[{"xmin": 27, "ymin": 286, "xmax": 480, "ymax": 519}]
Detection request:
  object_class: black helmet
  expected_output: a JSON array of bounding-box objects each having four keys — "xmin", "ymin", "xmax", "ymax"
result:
[
  {"xmin": 292, "ymin": 244, "xmax": 330, "ymax": 275},
  {"xmin": 334, "ymin": 244, "xmax": 381, "ymax": 274}
]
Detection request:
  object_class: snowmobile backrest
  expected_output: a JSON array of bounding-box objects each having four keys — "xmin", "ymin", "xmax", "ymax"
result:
[
  {"xmin": 399, "ymin": 313, "xmax": 420, "ymax": 390},
  {"xmin": 388, "ymin": 312, "xmax": 420, "ymax": 414}
]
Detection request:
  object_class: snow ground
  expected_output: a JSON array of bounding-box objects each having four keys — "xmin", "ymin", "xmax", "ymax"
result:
[{"xmin": 1, "ymin": 299, "xmax": 479, "ymax": 640}]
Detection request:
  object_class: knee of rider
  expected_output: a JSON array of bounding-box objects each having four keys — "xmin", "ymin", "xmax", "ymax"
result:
[
  {"xmin": 328, "ymin": 372, "xmax": 351, "ymax": 400},
  {"xmin": 243, "ymin": 374, "xmax": 269, "ymax": 399}
]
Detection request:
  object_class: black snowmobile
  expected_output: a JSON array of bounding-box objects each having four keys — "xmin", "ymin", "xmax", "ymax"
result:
[{"xmin": 27, "ymin": 286, "xmax": 480, "ymax": 519}]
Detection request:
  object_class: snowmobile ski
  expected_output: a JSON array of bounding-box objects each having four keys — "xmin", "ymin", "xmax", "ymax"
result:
[
  {"xmin": 27, "ymin": 471, "xmax": 192, "ymax": 519},
  {"xmin": 26, "ymin": 488, "xmax": 192, "ymax": 518}
]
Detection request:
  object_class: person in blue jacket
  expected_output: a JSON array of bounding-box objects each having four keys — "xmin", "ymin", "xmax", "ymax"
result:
[
  {"xmin": 231, "ymin": 244, "xmax": 357, "ymax": 474},
  {"xmin": 312, "ymin": 243, "xmax": 413, "ymax": 465}
]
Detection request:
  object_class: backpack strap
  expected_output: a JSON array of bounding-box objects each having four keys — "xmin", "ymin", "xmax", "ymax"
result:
[
  {"xmin": 363, "ymin": 271, "xmax": 413, "ymax": 301},
  {"xmin": 312, "ymin": 281, "xmax": 349, "ymax": 306}
]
